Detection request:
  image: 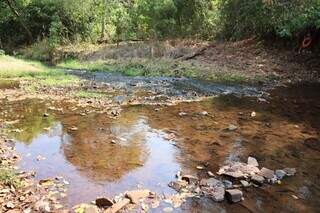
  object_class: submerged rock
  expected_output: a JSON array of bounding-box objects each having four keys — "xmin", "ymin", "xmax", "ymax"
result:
[{"xmin": 226, "ymin": 189, "xmax": 243, "ymax": 203}]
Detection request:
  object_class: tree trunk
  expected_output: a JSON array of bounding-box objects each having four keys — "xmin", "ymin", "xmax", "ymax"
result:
[
  {"xmin": 4, "ymin": 0, "xmax": 32, "ymax": 43},
  {"xmin": 100, "ymin": 0, "xmax": 108, "ymax": 41}
]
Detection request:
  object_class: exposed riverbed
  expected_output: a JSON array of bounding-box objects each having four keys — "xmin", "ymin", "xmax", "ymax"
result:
[{"xmin": 0, "ymin": 77, "xmax": 319, "ymax": 212}]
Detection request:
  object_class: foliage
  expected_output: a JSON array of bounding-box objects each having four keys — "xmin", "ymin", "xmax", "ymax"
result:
[
  {"xmin": 0, "ymin": 0, "xmax": 319, "ymax": 51},
  {"xmin": 218, "ymin": 0, "xmax": 320, "ymax": 40}
]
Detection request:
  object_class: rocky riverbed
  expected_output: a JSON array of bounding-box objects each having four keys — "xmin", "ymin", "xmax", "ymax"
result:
[{"xmin": 0, "ymin": 77, "xmax": 319, "ymax": 212}]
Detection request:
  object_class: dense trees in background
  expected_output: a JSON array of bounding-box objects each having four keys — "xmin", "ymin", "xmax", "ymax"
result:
[{"xmin": 0, "ymin": 0, "xmax": 319, "ymax": 50}]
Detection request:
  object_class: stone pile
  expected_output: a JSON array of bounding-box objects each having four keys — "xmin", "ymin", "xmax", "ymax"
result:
[{"xmin": 168, "ymin": 156, "xmax": 296, "ymax": 203}]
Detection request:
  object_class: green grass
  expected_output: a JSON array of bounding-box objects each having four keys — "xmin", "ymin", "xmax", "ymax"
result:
[
  {"xmin": 0, "ymin": 55, "xmax": 81, "ymax": 87},
  {"xmin": 74, "ymin": 90, "xmax": 106, "ymax": 98},
  {"xmin": 58, "ymin": 58, "xmax": 253, "ymax": 84},
  {"xmin": 0, "ymin": 168, "xmax": 23, "ymax": 188}
]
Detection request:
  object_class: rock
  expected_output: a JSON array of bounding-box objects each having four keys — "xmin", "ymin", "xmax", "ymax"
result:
[
  {"xmin": 5, "ymin": 201, "xmax": 15, "ymax": 209},
  {"xmin": 259, "ymin": 167, "xmax": 275, "ymax": 179},
  {"xmin": 181, "ymin": 175, "xmax": 198, "ymax": 184},
  {"xmin": 207, "ymin": 171, "xmax": 215, "ymax": 177},
  {"xmin": 34, "ymin": 200, "xmax": 51, "ymax": 212},
  {"xmin": 251, "ymin": 174, "xmax": 264, "ymax": 185},
  {"xmin": 104, "ymin": 198, "xmax": 130, "ymax": 213},
  {"xmin": 74, "ymin": 204, "xmax": 100, "ymax": 213},
  {"xmin": 168, "ymin": 180, "xmax": 188, "ymax": 191},
  {"xmin": 298, "ymin": 186, "xmax": 311, "ymax": 200},
  {"xmin": 240, "ymin": 180, "xmax": 250, "ymax": 187},
  {"xmin": 275, "ymin": 170, "xmax": 286, "ymax": 180},
  {"xmin": 43, "ymin": 113, "xmax": 49, "ymax": 117},
  {"xmin": 125, "ymin": 190, "xmax": 151, "ymax": 204},
  {"xmin": 178, "ymin": 112, "xmax": 187, "ymax": 116},
  {"xmin": 211, "ymin": 187, "xmax": 225, "ymax": 202},
  {"xmin": 224, "ymin": 171, "xmax": 244, "ymax": 179},
  {"xmin": 200, "ymin": 178, "xmax": 223, "ymax": 187},
  {"xmin": 303, "ymin": 138, "xmax": 320, "ymax": 151},
  {"xmin": 223, "ymin": 180, "xmax": 233, "ymax": 189},
  {"xmin": 251, "ymin": 111, "xmax": 256, "ymax": 117},
  {"xmin": 196, "ymin": 166, "xmax": 204, "ymax": 170},
  {"xmin": 69, "ymin": 126, "xmax": 78, "ymax": 131},
  {"xmin": 284, "ymin": 168, "xmax": 296, "ymax": 176},
  {"xmin": 226, "ymin": 189, "xmax": 243, "ymax": 203},
  {"xmin": 247, "ymin": 156, "xmax": 259, "ymax": 167},
  {"xmin": 95, "ymin": 197, "xmax": 113, "ymax": 208},
  {"xmin": 199, "ymin": 111, "xmax": 208, "ymax": 116},
  {"xmin": 163, "ymin": 207, "xmax": 173, "ymax": 212},
  {"xmin": 227, "ymin": 124, "xmax": 238, "ymax": 131}
]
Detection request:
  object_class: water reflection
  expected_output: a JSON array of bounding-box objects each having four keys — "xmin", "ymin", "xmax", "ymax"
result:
[{"xmin": 0, "ymin": 83, "xmax": 319, "ymax": 211}]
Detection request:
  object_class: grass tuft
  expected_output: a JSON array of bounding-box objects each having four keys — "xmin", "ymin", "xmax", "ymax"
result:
[{"xmin": 0, "ymin": 168, "xmax": 23, "ymax": 188}]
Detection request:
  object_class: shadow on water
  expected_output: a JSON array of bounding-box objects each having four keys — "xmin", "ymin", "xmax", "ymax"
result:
[{"xmin": 0, "ymin": 82, "xmax": 319, "ymax": 212}]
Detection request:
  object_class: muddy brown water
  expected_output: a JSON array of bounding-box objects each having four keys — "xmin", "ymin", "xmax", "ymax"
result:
[{"xmin": 0, "ymin": 82, "xmax": 319, "ymax": 212}]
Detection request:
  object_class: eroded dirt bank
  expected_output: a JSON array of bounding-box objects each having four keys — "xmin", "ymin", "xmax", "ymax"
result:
[{"xmin": 0, "ymin": 78, "xmax": 319, "ymax": 212}]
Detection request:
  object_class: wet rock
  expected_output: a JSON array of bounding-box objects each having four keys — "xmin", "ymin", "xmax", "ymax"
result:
[
  {"xmin": 168, "ymin": 180, "xmax": 188, "ymax": 191},
  {"xmin": 104, "ymin": 198, "xmax": 130, "ymax": 213},
  {"xmin": 226, "ymin": 189, "xmax": 243, "ymax": 203},
  {"xmin": 247, "ymin": 156, "xmax": 259, "ymax": 167},
  {"xmin": 240, "ymin": 180, "xmax": 250, "ymax": 187},
  {"xmin": 227, "ymin": 124, "xmax": 238, "ymax": 131},
  {"xmin": 284, "ymin": 168, "xmax": 296, "ymax": 176},
  {"xmin": 275, "ymin": 170, "xmax": 286, "ymax": 180},
  {"xmin": 251, "ymin": 174, "xmax": 264, "ymax": 185},
  {"xmin": 181, "ymin": 175, "xmax": 198, "ymax": 184},
  {"xmin": 43, "ymin": 113, "xmax": 49, "ymax": 117},
  {"xmin": 259, "ymin": 167, "xmax": 275, "ymax": 179},
  {"xmin": 34, "ymin": 200, "xmax": 51, "ymax": 212},
  {"xmin": 95, "ymin": 197, "xmax": 113, "ymax": 208},
  {"xmin": 125, "ymin": 190, "xmax": 151, "ymax": 204}
]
